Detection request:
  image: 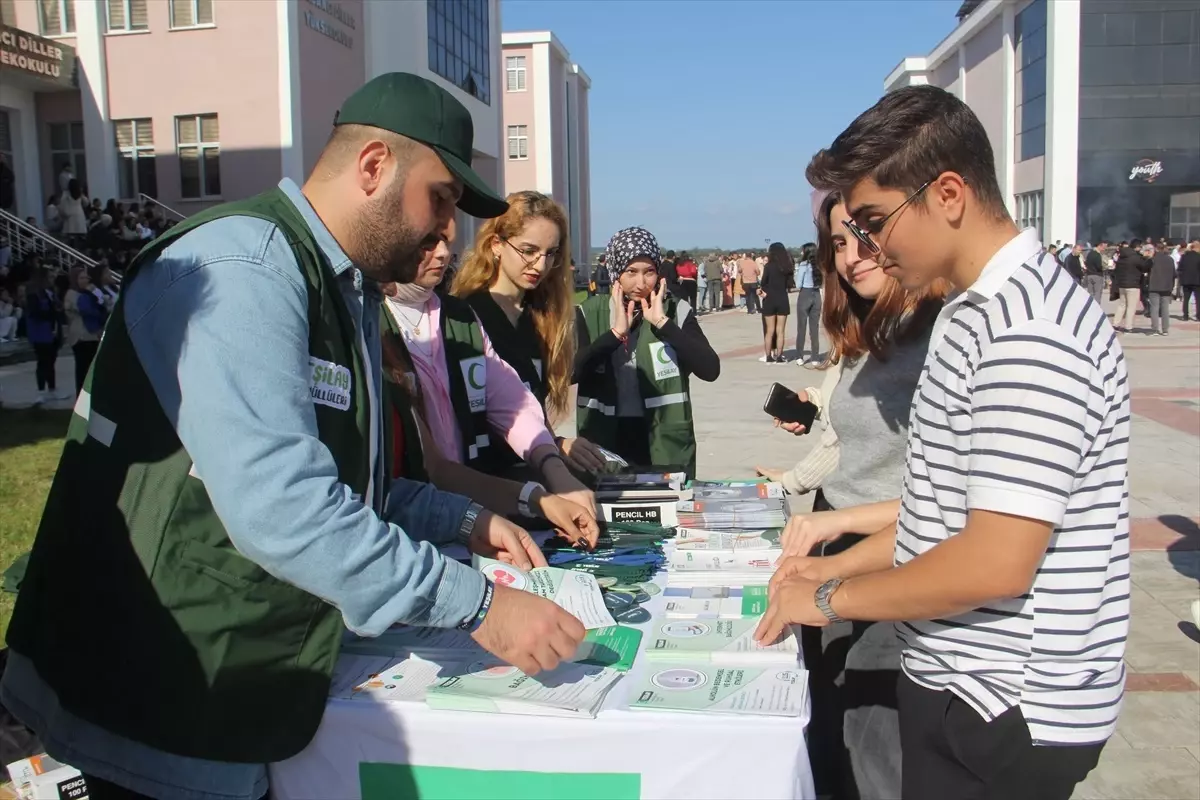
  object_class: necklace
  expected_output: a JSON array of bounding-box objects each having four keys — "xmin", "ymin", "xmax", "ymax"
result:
[{"xmin": 387, "ymin": 301, "xmax": 434, "ymax": 358}]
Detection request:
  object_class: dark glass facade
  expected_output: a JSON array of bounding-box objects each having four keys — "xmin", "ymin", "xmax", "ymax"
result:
[
  {"xmin": 1077, "ymin": 0, "xmax": 1200, "ymax": 241},
  {"xmin": 427, "ymin": 0, "xmax": 491, "ymax": 106},
  {"xmin": 1015, "ymin": 0, "xmax": 1048, "ymax": 161}
]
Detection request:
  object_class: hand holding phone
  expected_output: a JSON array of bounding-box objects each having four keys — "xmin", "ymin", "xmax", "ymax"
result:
[{"xmin": 763, "ymin": 383, "xmax": 819, "ymax": 434}]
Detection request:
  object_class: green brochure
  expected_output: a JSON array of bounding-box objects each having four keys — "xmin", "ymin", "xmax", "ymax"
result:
[
  {"xmin": 425, "ymin": 658, "xmax": 623, "ymax": 718},
  {"xmin": 644, "ymin": 617, "xmax": 799, "ymax": 664},
  {"xmin": 627, "ymin": 663, "xmax": 806, "ymax": 717}
]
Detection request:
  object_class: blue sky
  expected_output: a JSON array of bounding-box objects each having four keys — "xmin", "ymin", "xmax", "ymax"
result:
[{"xmin": 501, "ymin": 0, "xmax": 958, "ymax": 249}]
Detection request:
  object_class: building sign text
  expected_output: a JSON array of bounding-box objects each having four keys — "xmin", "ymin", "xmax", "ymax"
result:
[
  {"xmin": 304, "ymin": 0, "xmax": 354, "ymax": 49},
  {"xmin": 1129, "ymin": 159, "xmax": 1164, "ymax": 183},
  {"xmin": 0, "ymin": 24, "xmax": 75, "ymax": 88}
]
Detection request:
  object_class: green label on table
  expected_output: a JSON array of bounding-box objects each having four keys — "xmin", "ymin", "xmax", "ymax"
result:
[{"xmin": 360, "ymin": 763, "xmax": 641, "ymax": 800}]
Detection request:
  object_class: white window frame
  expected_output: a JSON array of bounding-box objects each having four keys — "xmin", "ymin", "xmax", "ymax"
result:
[
  {"xmin": 106, "ymin": 0, "xmax": 149, "ymax": 32},
  {"xmin": 176, "ymin": 114, "xmax": 220, "ymax": 200},
  {"xmin": 114, "ymin": 118, "xmax": 155, "ymax": 199},
  {"xmin": 506, "ymin": 125, "xmax": 528, "ymax": 161},
  {"xmin": 39, "ymin": 0, "xmax": 75, "ymax": 36},
  {"xmin": 506, "ymin": 56, "xmax": 527, "ymax": 92},
  {"xmin": 169, "ymin": 0, "xmax": 214, "ymax": 30}
]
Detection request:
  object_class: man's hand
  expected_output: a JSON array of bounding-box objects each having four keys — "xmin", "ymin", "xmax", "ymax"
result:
[
  {"xmin": 754, "ymin": 575, "xmax": 827, "ymax": 644},
  {"xmin": 769, "ymin": 556, "xmax": 837, "ymax": 596},
  {"xmin": 467, "ymin": 510, "xmax": 547, "ymax": 569},
  {"xmin": 780, "ymin": 510, "xmax": 850, "ymax": 557},
  {"xmin": 471, "ymin": 584, "xmax": 586, "ymax": 674},
  {"xmin": 536, "ymin": 492, "xmax": 600, "ymax": 549},
  {"xmin": 559, "ymin": 436, "xmax": 607, "ymax": 473}
]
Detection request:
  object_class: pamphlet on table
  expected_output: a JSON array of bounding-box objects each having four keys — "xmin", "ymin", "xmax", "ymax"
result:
[
  {"xmin": 426, "ymin": 658, "xmax": 624, "ymax": 718},
  {"xmin": 628, "ymin": 663, "xmax": 807, "ymax": 717},
  {"xmin": 644, "ymin": 617, "xmax": 800, "ymax": 665},
  {"xmin": 471, "ymin": 556, "xmax": 616, "ymax": 629}
]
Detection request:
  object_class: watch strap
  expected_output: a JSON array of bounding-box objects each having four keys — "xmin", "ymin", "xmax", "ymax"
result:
[
  {"xmin": 456, "ymin": 502, "xmax": 484, "ymax": 547},
  {"xmin": 815, "ymin": 577, "xmax": 845, "ymax": 624}
]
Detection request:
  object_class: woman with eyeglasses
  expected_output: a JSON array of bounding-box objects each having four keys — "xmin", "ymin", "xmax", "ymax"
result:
[
  {"xmin": 452, "ymin": 191, "xmax": 606, "ymax": 476},
  {"xmin": 573, "ymin": 226, "xmax": 721, "ymax": 479},
  {"xmin": 756, "ymin": 190, "xmax": 944, "ymax": 800}
]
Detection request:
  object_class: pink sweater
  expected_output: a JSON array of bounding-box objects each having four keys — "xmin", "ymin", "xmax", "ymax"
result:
[{"xmin": 386, "ymin": 294, "xmax": 554, "ymax": 464}]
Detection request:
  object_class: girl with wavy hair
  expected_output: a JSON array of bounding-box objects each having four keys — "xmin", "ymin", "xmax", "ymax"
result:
[
  {"xmin": 757, "ymin": 189, "xmax": 945, "ymax": 800},
  {"xmin": 452, "ymin": 191, "xmax": 605, "ymax": 474}
]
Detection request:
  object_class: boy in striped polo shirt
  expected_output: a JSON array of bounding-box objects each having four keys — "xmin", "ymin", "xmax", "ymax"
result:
[{"xmin": 758, "ymin": 86, "xmax": 1129, "ymax": 799}]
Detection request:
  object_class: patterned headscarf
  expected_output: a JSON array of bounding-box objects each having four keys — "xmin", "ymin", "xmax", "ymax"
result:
[{"xmin": 604, "ymin": 226, "xmax": 661, "ymax": 285}]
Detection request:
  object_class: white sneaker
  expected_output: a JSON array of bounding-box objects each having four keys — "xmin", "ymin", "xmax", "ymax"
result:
[{"xmin": 758, "ymin": 354, "xmax": 768, "ymax": 362}]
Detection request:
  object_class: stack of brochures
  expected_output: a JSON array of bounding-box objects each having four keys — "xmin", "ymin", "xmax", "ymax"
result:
[
  {"xmin": 675, "ymin": 498, "xmax": 788, "ymax": 530},
  {"xmin": 667, "ymin": 528, "xmax": 783, "ymax": 586},
  {"xmin": 329, "ymin": 558, "xmax": 645, "ymax": 718}
]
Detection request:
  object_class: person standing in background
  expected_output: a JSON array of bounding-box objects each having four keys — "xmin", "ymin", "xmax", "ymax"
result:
[
  {"xmin": 793, "ymin": 242, "xmax": 821, "ymax": 364},
  {"xmin": 660, "ymin": 249, "xmax": 680, "ymax": 297},
  {"xmin": 1064, "ymin": 243, "xmax": 1084, "ymax": 283},
  {"xmin": 759, "ymin": 242, "xmax": 793, "ymax": 363},
  {"xmin": 738, "ymin": 252, "xmax": 760, "ymax": 314},
  {"xmin": 1113, "ymin": 239, "xmax": 1149, "ymax": 332},
  {"xmin": 1146, "ymin": 241, "xmax": 1177, "ymax": 337},
  {"xmin": 1083, "ymin": 242, "xmax": 1106, "ymax": 306},
  {"xmin": 703, "ymin": 253, "xmax": 723, "ymax": 312},
  {"xmin": 62, "ymin": 269, "xmax": 108, "ymax": 395},
  {"xmin": 675, "ymin": 251, "xmax": 699, "ymax": 310},
  {"xmin": 1178, "ymin": 239, "xmax": 1200, "ymax": 321},
  {"xmin": 23, "ymin": 267, "xmax": 66, "ymax": 404}
]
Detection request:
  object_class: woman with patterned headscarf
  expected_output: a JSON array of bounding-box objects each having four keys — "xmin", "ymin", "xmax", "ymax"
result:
[{"xmin": 572, "ymin": 226, "xmax": 721, "ymax": 478}]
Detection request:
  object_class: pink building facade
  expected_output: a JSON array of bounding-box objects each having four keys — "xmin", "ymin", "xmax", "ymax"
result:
[
  {"xmin": 501, "ymin": 31, "xmax": 590, "ymax": 266},
  {"xmin": 0, "ymin": 0, "xmax": 504, "ymax": 246}
]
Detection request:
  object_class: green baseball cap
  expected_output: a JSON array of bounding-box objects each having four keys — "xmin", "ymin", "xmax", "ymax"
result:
[{"xmin": 334, "ymin": 72, "xmax": 508, "ymax": 219}]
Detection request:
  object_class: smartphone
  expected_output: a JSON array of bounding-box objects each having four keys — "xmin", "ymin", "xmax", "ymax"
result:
[{"xmin": 763, "ymin": 383, "xmax": 819, "ymax": 430}]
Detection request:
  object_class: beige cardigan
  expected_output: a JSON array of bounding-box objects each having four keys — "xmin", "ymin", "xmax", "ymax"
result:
[{"xmin": 780, "ymin": 360, "xmax": 843, "ymax": 494}]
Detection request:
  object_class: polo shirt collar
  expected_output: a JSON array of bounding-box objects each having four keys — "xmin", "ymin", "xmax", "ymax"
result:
[
  {"xmin": 960, "ymin": 227, "xmax": 1044, "ymax": 302},
  {"xmin": 277, "ymin": 178, "xmax": 355, "ymax": 277}
]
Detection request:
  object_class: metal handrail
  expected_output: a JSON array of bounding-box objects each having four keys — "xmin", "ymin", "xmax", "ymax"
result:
[
  {"xmin": 138, "ymin": 193, "xmax": 187, "ymax": 221},
  {"xmin": 0, "ymin": 208, "xmax": 98, "ymax": 270}
]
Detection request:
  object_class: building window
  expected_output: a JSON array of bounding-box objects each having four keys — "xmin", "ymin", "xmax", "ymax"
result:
[
  {"xmin": 49, "ymin": 122, "xmax": 86, "ymax": 191},
  {"xmin": 1013, "ymin": 0, "xmax": 1047, "ymax": 162},
  {"xmin": 1168, "ymin": 193, "xmax": 1200, "ymax": 244},
  {"xmin": 169, "ymin": 0, "xmax": 213, "ymax": 29},
  {"xmin": 115, "ymin": 118, "xmax": 157, "ymax": 200},
  {"xmin": 107, "ymin": 0, "xmax": 148, "ymax": 31},
  {"xmin": 38, "ymin": 0, "xmax": 75, "ymax": 36},
  {"xmin": 427, "ymin": 0, "xmax": 491, "ymax": 105},
  {"xmin": 506, "ymin": 55, "xmax": 526, "ymax": 92},
  {"xmin": 1015, "ymin": 190, "xmax": 1044, "ymax": 240},
  {"xmin": 176, "ymin": 114, "xmax": 220, "ymax": 199},
  {"xmin": 507, "ymin": 125, "xmax": 528, "ymax": 160}
]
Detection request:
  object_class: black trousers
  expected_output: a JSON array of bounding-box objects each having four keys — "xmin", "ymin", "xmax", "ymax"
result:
[
  {"xmin": 898, "ymin": 675, "xmax": 1105, "ymax": 800},
  {"xmin": 1182, "ymin": 285, "xmax": 1199, "ymax": 320},
  {"xmin": 801, "ymin": 490, "xmax": 902, "ymax": 800},
  {"xmin": 73, "ymin": 339, "xmax": 99, "ymax": 395},
  {"xmin": 32, "ymin": 342, "xmax": 58, "ymax": 391}
]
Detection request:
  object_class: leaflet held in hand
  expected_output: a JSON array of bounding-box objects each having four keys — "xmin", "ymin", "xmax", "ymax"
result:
[{"xmin": 472, "ymin": 556, "xmax": 616, "ymax": 629}]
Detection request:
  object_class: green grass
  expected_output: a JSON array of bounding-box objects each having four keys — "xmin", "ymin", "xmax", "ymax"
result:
[{"xmin": 0, "ymin": 408, "xmax": 70, "ymax": 642}]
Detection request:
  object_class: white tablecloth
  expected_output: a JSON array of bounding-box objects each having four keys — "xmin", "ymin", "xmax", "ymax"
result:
[{"xmin": 270, "ymin": 562, "xmax": 814, "ymax": 800}]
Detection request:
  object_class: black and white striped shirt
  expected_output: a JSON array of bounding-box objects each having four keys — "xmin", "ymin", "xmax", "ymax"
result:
[{"xmin": 896, "ymin": 228, "xmax": 1130, "ymax": 746}]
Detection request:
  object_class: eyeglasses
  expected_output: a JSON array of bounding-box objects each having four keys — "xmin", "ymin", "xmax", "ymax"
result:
[
  {"xmin": 503, "ymin": 238, "xmax": 556, "ymax": 269},
  {"xmin": 841, "ymin": 180, "xmax": 933, "ymax": 256}
]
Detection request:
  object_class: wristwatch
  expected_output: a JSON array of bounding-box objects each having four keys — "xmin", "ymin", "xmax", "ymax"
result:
[
  {"xmin": 517, "ymin": 481, "xmax": 544, "ymax": 518},
  {"xmin": 815, "ymin": 577, "xmax": 845, "ymax": 624},
  {"xmin": 456, "ymin": 502, "xmax": 485, "ymax": 546}
]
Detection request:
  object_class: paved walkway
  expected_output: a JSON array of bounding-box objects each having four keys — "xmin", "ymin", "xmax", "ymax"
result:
[{"xmin": 1, "ymin": 294, "xmax": 1197, "ymax": 799}]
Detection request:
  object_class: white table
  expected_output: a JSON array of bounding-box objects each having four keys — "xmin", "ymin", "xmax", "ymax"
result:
[{"xmin": 270, "ymin": 560, "xmax": 814, "ymax": 800}]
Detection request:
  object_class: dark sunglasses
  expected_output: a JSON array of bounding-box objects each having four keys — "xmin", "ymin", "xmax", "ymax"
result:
[{"xmin": 841, "ymin": 176, "xmax": 969, "ymax": 256}]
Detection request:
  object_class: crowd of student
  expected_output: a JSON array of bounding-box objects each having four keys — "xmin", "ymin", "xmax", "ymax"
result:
[{"xmin": 0, "ymin": 73, "xmax": 1140, "ymax": 800}]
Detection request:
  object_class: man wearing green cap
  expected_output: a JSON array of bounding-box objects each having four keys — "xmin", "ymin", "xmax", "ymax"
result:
[{"xmin": 2, "ymin": 74, "xmax": 587, "ymax": 800}]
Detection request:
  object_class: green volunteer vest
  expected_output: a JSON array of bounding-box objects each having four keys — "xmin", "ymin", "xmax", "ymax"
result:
[
  {"xmin": 464, "ymin": 290, "xmax": 548, "ymax": 477},
  {"xmin": 380, "ymin": 293, "xmax": 491, "ymax": 469},
  {"xmin": 6, "ymin": 187, "xmax": 373, "ymax": 764},
  {"xmin": 575, "ymin": 294, "xmax": 697, "ymax": 478}
]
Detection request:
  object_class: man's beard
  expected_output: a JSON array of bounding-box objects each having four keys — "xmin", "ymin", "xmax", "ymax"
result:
[{"xmin": 351, "ymin": 182, "xmax": 440, "ymax": 284}]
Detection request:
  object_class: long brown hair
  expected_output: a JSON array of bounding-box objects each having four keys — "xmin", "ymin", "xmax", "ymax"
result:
[
  {"xmin": 817, "ymin": 190, "xmax": 944, "ymax": 364},
  {"xmin": 451, "ymin": 191, "xmax": 575, "ymax": 424}
]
